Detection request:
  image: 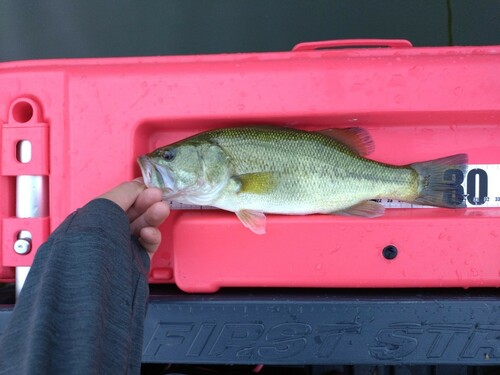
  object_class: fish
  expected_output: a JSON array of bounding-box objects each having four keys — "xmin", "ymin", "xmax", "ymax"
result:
[{"xmin": 137, "ymin": 126, "xmax": 468, "ymax": 234}]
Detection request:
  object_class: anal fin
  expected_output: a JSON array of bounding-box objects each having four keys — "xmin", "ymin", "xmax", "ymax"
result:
[{"xmin": 334, "ymin": 201, "xmax": 385, "ymax": 218}]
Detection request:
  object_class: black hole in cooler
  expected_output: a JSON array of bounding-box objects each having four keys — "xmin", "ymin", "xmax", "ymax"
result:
[{"xmin": 382, "ymin": 245, "xmax": 398, "ymax": 260}]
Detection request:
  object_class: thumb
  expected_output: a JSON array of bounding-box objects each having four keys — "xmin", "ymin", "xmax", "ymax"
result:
[{"xmin": 99, "ymin": 180, "xmax": 146, "ymax": 212}]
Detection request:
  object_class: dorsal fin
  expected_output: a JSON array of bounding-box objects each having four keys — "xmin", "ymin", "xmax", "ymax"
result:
[{"xmin": 316, "ymin": 127, "xmax": 374, "ymax": 156}]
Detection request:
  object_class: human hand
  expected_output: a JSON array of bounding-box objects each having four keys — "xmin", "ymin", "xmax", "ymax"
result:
[{"xmin": 99, "ymin": 179, "xmax": 170, "ymax": 259}]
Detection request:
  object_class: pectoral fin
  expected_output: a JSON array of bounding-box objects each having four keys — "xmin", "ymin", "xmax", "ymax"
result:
[
  {"xmin": 236, "ymin": 210, "xmax": 267, "ymax": 234},
  {"xmin": 334, "ymin": 200, "xmax": 385, "ymax": 218},
  {"xmin": 317, "ymin": 127, "xmax": 374, "ymax": 156},
  {"xmin": 233, "ymin": 172, "xmax": 276, "ymax": 195}
]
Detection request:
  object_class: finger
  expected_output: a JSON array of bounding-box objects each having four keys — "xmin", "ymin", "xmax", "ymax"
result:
[
  {"xmin": 99, "ymin": 180, "xmax": 146, "ymax": 212},
  {"xmin": 130, "ymin": 201, "xmax": 170, "ymax": 235},
  {"xmin": 134, "ymin": 177, "xmax": 145, "ymax": 184},
  {"xmin": 138, "ymin": 227, "xmax": 162, "ymax": 258},
  {"xmin": 126, "ymin": 188, "xmax": 163, "ymax": 222}
]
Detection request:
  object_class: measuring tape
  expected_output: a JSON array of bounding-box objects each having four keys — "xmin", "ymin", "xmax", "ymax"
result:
[{"xmin": 168, "ymin": 164, "xmax": 500, "ymax": 210}]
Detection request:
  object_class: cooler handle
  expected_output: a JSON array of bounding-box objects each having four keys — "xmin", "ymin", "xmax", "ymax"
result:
[{"xmin": 292, "ymin": 39, "xmax": 413, "ymax": 51}]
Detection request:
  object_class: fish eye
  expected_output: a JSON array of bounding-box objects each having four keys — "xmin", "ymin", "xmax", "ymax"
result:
[{"xmin": 163, "ymin": 149, "xmax": 176, "ymax": 161}]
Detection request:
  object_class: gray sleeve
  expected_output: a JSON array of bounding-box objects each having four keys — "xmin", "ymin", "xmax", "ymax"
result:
[{"xmin": 0, "ymin": 198, "xmax": 150, "ymax": 375}]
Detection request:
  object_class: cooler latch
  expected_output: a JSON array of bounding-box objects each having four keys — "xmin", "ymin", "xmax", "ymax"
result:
[{"xmin": 1, "ymin": 98, "xmax": 50, "ymax": 274}]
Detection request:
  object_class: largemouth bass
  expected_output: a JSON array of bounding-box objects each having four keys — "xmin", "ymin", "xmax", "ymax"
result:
[{"xmin": 138, "ymin": 126, "xmax": 467, "ymax": 234}]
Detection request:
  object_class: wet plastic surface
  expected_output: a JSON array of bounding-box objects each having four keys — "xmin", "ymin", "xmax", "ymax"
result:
[{"xmin": 1, "ymin": 42, "xmax": 499, "ymax": 291}]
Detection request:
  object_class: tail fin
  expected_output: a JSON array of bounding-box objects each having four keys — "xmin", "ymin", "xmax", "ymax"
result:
[{"xmin": 410, "ymin": 154, "xmax": 468, "ymax": 208}]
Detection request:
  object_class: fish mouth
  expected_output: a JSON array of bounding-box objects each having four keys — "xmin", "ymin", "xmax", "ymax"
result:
[{"xmin": 137, "ymin": 156, "xmax": 175, "ymax": 192}]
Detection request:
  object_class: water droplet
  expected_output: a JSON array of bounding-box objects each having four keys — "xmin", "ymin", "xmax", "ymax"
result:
[{"xmin": 454, "ymin": 86, "xmax": 463, "ymax": 96}]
